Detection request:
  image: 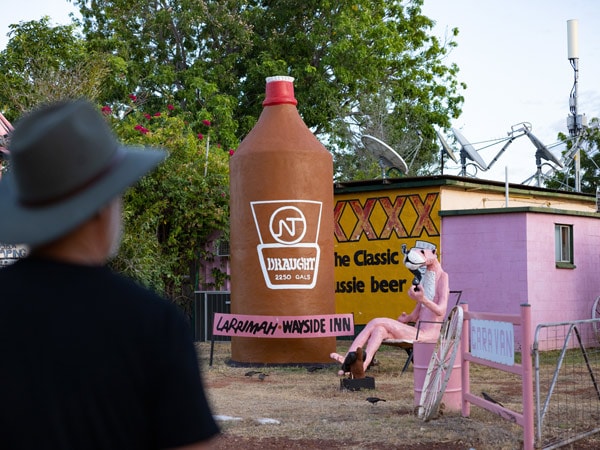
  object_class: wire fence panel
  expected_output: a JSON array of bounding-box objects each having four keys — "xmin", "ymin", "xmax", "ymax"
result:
[{"xmin": 534, "ymin": 319, "xmax": 600, "ymax": 449}]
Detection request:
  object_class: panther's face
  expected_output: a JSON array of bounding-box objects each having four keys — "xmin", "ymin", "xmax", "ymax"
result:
[{"xmin": 403, "ymin": 247, "xmax": 437, "ymax": 270}]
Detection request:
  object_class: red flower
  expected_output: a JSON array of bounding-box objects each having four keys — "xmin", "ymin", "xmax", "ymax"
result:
[
  {"xmin": 197, "ymin": 133, "xmax": 204, "ymax": 140},
  {"xmin": 101, "ymin": 105, "xmax": 111, "ymax": 115},
  {"xmin": 229, "ymin": 149, "xmax": 235, "ymax": 156},
  {"xmin": 144, "ymin": 113, "xmax": 152, "ymax": 120},
  {"xmin": 153, "ymin": 112, "xmax": 161, "ymax": 117},
  {"xmin": 202, "ymin": 119, "xmax": 211, "ymax": 127},
  {"xmin": 129, "ymin": 94, "xmax": 137, "ymax": 102},
  {"xmin": 134, "ymin": 124, "xmax": 149, "ymax": 134},
  {"xmin": 167, "ymin": 104, "xmax": 174, "ymax": 111}
]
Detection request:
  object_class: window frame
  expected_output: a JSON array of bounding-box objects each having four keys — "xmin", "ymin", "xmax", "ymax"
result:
[{"xmin": 555, "ymin": 223, "xmax": 575, "ymax": 269}]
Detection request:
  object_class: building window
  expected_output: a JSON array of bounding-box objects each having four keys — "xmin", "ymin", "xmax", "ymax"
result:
[
  {"xmin": 555, "ymin": 224, "xmax": 575, "ymax": 268},
  {"xmin": 215, "ymin": 239, "xmax": 230, "ymax": 256}
]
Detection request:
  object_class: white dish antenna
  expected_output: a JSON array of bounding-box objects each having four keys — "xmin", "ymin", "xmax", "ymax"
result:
[
  {"xmin": 361, "ymin": 135, "xmax": 408, "ymax": 179},
  {"xmin": 451, "ymin": 127, "xmax": 488, "ymax": 172},
  {"xmin": 524, "ymin": 129, "xmax": 563, "ymax": 168},
  {"xmin": 435, "ymin": 129, "xmax": 459, "ymax": 164},
  {"xmin": 520, "ymin": 128, "xmax": 564, "ymax": 187}
]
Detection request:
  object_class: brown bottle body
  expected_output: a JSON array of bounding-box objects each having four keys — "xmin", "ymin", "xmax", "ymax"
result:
[{"xmin": 229, "ymin": 81, "xmax": 335, "ymax": 364}]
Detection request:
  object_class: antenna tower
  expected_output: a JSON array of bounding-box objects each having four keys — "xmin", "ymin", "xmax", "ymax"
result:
[{"xmin": 567, "ymin": 19, "xmax": 586, "ymax": 192}]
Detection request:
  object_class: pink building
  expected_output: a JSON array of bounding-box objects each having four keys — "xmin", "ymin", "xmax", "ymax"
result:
[
  {"xmin": 441, "ymin": 207, "xmax": 600, "ymax": 348},
  {"xmin": 442, "ymin": 209, "xmax": 599, "ymax": 321},
  {"xmin": 0, "ymin": 112, "xmax": 12, "ymax": 180}
]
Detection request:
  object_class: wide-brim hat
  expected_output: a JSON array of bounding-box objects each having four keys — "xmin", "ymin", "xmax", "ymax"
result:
[{"xmin": 0, "ymin": 99, "xmax": 166, "ymax": 247}]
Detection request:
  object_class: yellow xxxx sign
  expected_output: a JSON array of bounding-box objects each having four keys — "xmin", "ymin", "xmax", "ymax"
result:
[{"xmin": 333, "ymin": 189, "xmax": 441, "ymax": 324}]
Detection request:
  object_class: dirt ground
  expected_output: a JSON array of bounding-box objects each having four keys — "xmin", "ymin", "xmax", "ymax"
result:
[{"xmin": 198, "ymin": 341, "xmax": 600, "ymax": 449}]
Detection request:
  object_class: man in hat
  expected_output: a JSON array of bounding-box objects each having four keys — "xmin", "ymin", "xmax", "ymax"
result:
[
  {"xmin": 0, "ymin": 100, "xmax": 220, "ymax": 449},
  {"xmin": 330, "ymin": 241, "xmax": 449, "ymax": 374}
]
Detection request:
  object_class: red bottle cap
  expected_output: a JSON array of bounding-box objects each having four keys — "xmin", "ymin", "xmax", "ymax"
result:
[{"xmin": 262, "ymin": 76, "xmax": 298, "ymax": 106}]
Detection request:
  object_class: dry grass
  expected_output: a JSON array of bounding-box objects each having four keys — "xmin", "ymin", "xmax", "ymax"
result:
[{"xmin": 198, "ymin": 341, "xmax": 541, "ymax": 449}]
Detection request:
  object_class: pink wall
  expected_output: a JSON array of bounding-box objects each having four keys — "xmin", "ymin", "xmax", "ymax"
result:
[
  {"xmin": 441, "ymin": 213, "xmax": 529, "ymax": 314},
  {"xmin": 198, "ymin": 231, "xmax": 231, "ymax": 291},
  {"xmin": 441, "ymin": 210, "xmax": 600, "ymax": 348}
]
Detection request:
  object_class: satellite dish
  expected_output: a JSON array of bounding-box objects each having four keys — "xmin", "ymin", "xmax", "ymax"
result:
[
  {"xmin": 361, "ymin": 135, "xmax": 408, "ymax": 178},
  {"xmin": 435, "ymin": 129, "xmax": 459, "ymax": 164},
  {"xmin": 521, "ymin": 128, "xmax": 564, "ymax": 187},
  {"xmin": 451, "ymin": 128, "xmax": 488, "ymax": 171},
  {"xmin": 524, "ymin": 129, "xmax": 564, "ymax": 168}
]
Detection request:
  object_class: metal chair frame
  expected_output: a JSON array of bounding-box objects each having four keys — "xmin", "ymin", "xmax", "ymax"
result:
[{"xmin": 380, "ymin": 290, "xmax": 462, "ymax": 374}]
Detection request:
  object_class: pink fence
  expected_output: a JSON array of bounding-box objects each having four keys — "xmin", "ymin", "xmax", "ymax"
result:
[{"xmin": 461, "ymin": 303, "xmax": 534, "ymax": 450}]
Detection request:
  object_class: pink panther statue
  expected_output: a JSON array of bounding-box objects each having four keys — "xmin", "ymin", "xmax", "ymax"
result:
[{"xmin": 330, "ymin": 240, "xmax": 449, "ymax": 374}]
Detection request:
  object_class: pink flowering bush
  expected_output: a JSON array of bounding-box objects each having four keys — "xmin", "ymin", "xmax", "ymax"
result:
[
  {"xmin": 103, "ymin": 97, "xmax": 233, "ymax": 297},
  {"xmin": 133, "ymin": 124, "xmax": 149, "ymax": 135}
]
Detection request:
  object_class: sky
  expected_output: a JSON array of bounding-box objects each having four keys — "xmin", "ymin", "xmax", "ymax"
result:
[
  {"xmin": 0, "ymin": 0, "xmax": 78, "ymax": 50},
  {"xmin": 420, "ymin": 0, "xmax": 600, "ymax": 185},
  {"xmin": 2, "ymin": 0, "xmax": 600, "ymax": 185}
]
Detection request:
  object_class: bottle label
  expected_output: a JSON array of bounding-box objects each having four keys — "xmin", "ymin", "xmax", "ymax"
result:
[{"xmin": 250, "ymin": 200, "xmax": 322, "ymax": 289}]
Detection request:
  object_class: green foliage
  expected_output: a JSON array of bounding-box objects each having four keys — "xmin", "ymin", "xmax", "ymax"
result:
[
  {"xmin": 545, "ymin": 119, "xmax": 600, "ymax": 193},
  {"xmin": 73, "ymin": 0, "xmax": 247, "ymax": 151},
  {"xmin": 0, "ymin": 17, "xmax": 113, "ymax": 118},
  {"xmin": 72, "ymin": 0, "xmax": 464, "ymax": 181},
  {"xmin": 238, "ymin": 0, "xmax": 465, "ymax": 181},
  {"xmin": 105, "ymin": 101, "xmax": 231, "ymax": 304}
]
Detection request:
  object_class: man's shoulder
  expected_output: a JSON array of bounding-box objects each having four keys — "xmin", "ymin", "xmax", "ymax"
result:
[
  {"xmin": 4, "ymin": 258, "xmax": 168, "ymax": 304},
  {"xmin": 104, "ymin": 270, "xmax": 178, "ymax": 312}
]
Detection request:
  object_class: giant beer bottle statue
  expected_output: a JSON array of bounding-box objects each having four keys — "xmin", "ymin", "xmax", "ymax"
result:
[{"xmin": 229, "ymin": 76, "xmax": 335, "ymax": 364}]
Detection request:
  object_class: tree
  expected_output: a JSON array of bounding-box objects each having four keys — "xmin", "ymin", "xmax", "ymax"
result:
[
  {"xmin": 0, "ymin": 17, "xmax": 234, "ymax": 309},
  {"xmin": 0, "ymin": 17, "xmax": 112, "ymax": 119},
  {"xmin": 104, "ymin": 99, "xmax": 231, "ymax": 309},
  {"xmin": 73, "ymin": 0, "xmax": 248, "ymax": 152},
  {"xmin": 73, "ymin": 0, "xmax": 465, "ymax": 180},
  {"xmin": 545, "ymin": 118, "xmax": 600, "ymax": 193},
  {"xmin": 240, "ymin": 0, "xmax": 464, "ymax": 181}
]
